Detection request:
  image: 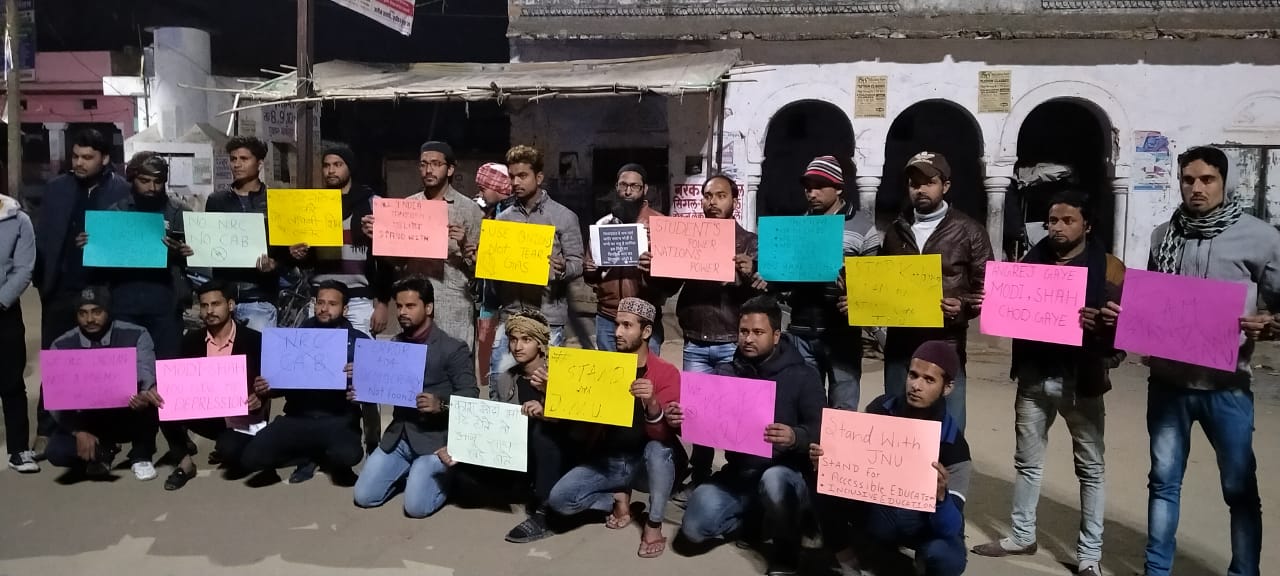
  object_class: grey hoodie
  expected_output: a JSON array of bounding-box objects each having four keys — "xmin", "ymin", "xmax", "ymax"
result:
[{"xmin": 0, "ymin": 194, "xmax": 35, "ymax": 310}]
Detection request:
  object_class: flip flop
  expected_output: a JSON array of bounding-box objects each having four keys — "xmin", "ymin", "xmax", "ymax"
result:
[
  {"xmin": 638, "ymin": 536, "xmax": 667, "ymax": 558},
  {"xmin": 605, "ymin": 513, "xmax": 632, "ymax": 530}
]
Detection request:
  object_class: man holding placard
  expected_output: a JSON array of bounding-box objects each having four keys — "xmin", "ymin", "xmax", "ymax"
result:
[
  {"xmin": 1104, "ymin": 147, "xmax": 1277, "ymax": 576},
  {"xmin": 585, "ymin": 164, "xmax": 664, "ymax": 353},
  {"xmin": 972, "ymin": 192, "xmax": 1124, "ymax": 576},
  {"xmin": 546, "ymin": 298, "xmax": 682, "ymax": 558},
  {"xmin": 45, "ymin": 287, "xmax": 161, "ymax": 481},
  {"xmin": 673, "ymin": 296, "xmax": 823, "ymax": 575},
  {"xmin": 879, "ymin": 152, "xmax": 993, "ymax": 431},
  {"xmin": 353, "ymin": 277, "xmax": 478, "ymax": 518}
]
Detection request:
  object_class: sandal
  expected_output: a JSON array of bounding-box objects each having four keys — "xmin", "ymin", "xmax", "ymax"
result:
[
  {"xmin": 638, "ymin": 536, "xmax": 667, "ymax": 558},
  {"xmin": 605, "ymin": 513, "xmax": 632, "ymax": 530}
]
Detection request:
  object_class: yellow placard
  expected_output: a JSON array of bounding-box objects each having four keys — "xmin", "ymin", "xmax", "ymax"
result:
[
  {"xmin": 476, "ymin": 219, "xmax": 555, "ymax": 286},
  {"xmin": 266, "ymin": 189, "xmax": 344, "ymax": 246},
  {"xmin": 544, "ymin": 347, "xmax": 637, "ymax": 427},
  {"xmin": 845, "ymin": 255, "xmax": 944, "ymax": 328}
]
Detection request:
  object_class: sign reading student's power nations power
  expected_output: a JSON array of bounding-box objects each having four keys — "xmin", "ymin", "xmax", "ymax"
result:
[{"xmin": 648, "ymin": 216, "xmax": 735, "ymax": 283}]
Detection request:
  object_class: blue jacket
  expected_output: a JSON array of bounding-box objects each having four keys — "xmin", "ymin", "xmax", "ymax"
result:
[{"xmin": 35, "ymin": 169, "xmax": 130, "ymax": 299}]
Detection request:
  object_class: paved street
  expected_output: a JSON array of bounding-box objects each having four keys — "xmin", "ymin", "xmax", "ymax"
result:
[{"xmin": 1, "ymin": 289, "xmax": 1277, "ymax": 576}]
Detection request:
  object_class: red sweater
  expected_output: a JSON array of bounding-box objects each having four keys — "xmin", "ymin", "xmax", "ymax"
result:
[{"xmin": 642, "ymin": 353, "xmax": 682, "ymax": 443}]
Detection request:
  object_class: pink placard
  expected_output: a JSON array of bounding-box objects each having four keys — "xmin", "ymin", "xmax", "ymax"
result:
[
  {"xmin": 40, "ymin": 348, "xmax": 138, "ymax": 410},
  {"xmin": 680, "ymin": 372, "xmax": 776, "ymax": 458},
  {"xmin": 649, "ymin": 216, "xmax": 736, "ymax": 282},
  {"xmin": 817, "ymin": 409, "xmax": 942, "ymax": 513},
  {"xmin": 1114, "ymin": 269, "xmax": 1247, "ymax": 372},
  {"xmin": 156, "ymin": 355, "xmax": 250, "ymax": 422},
  {"xmin": 980, "ymin": 261, "xmax": 1087, "ymax": 346},
  {"xmin": 372, "ymin": 197, "xmax": 449, "ymax": 259}
]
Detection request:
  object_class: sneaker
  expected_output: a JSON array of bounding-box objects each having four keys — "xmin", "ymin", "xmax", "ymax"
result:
[
  {"xmin": 7, "ymin": 451, "xmax": 40, "ymax": 473},
  {"xmin": 289, "ymin": 462, "xmax": 318, "ymax": 484},
  {"xmin": 505, "ymin": 511, "xmax": 552, "ymax": 543},
  {"xmin": 1077, "ymin": 565, "xmax": 1101, "ymax": 576},
  {"xmin": 132, "ymin": 461, "xmax": 158, "ymax": 481},
  {"xmin": 971, "ymin": 538, "xmax": 1038, "ymax": 557}
]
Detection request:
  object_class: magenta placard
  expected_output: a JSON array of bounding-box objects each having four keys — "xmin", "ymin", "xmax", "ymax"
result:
[
  {"xmin": 680, "ymin": 372, "xmax": 776, "ymax": 458},
  {"xmin": 40, "ymin": 348, "xmax": 138, "ymax": 410},
  {"xmin": 156, "ymin": 355, "xmax": 250, "ymax": 422},
  {"xmin": 980, "ymin": 261, "xmax": 1087, "ymax": 346},
  {"xmin": 1114, "ymin": 269, "xmax": 1247, "ymax": 372}
]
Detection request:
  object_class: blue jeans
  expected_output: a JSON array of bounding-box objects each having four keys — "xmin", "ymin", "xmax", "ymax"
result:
[
  {"xmin": 1145, "ymin": 385, "xmax": 1260, "ymax": 576},
  {"xmin": 488, "ymin": 322, "xmax": 564, "ymax": 400},
  {"xmin": 682, "ymin": 340, "xmax": 738, "ymax": 482},
  {"xmin": 679, "ymin": 466, "xmax": 813, "ymax": 544},
  {"xmin": 353, "ymin": 438, "xmax": 451, "ymax": 518},
  {"xmin": 885, "ymin": 357, "xmax": 967, "ymax": 432},
  {"xmin": 546, "ymin": 442, "xmax": 682, "ymax": 524},
  {"xmin": 790, "ymin": 331, "xmax": 862, "ymax": 410},
  {"xmin": 865, "ymin": 504, "xmax": 967, "ymax": 576},
  {"xmin": 594, "ymin": 314, "xmax": 662, "ymax": 354},
  {"xmin": 234, "ymin": 301, "xmax": 278, "ymax": 332}
]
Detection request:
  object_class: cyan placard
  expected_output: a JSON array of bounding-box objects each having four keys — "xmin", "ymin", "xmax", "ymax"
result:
[
  {"xmin": 758, "ymin": 215, "xmax": 844, "ymax": 282},
  {"xmin": 83, "ymin": 210, "xmax": 169, "ymax": 269}
]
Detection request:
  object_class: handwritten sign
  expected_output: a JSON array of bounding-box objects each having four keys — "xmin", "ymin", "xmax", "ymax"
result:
[
  {"xmin": 266, "ymin": 188, "xmax": 343, "ymax": 246},
  {"xmin": 260, "ymin": 328, "xmax": 349, "ymax": 390},
  {"xmin": 544, "ymin": 347, "xmax": 636, "ymax": 427},
  {"xmin": 372, "ymin": 197, "xmax": 449, "ymax": 259},
  {"xmin": 680, "ymin": 372, "xmax": 775, "ymax": 458},
  {"xmin": 353, "ymin": 339, "xmax": 428, "ymax": 408},
  {"xmin": 758, "ymin": 215, "xmax": 844, "ymax": 282},
  {"xmin": 981, "ymin": 261, "xmax": 1087, "ymax": 346},
  {"xmin": 1114, "ymin": 269, "xmax": 1247, "ymax": 372},
  {"xmin": 83, "ymin": 210, "xmax": 168, "ymax": 268},
  {"xmin": 817, "ymin": 409, "xmax": 942, "ymax": 512},
  {"xmin": 156, "ymin": 355, "xmax": 250, "ymax": 422},
  {"xmin": 845, "ymin": 255, "xmax": 944, "ymax": 327},
  {"xmin": 476, "ymin": 219, "xmax": 555, "ymax": 286},
  {"xmin": 649, "ymin": 215, "xmax": 735, "ymax": 282},
  {"xmin": 590, "ymin": 224, "xmax": 648, "ymax": 267},
  {"xmin": 448, "ymin": 396, "xmax": 529, "ymax": 472},
  {"xmin": 40, "ymin": 348, "xmax": 138, "ymax": 410},
  {"xmin": 184, "ymin": 211, "xmax": 268, "ymax": 268}
]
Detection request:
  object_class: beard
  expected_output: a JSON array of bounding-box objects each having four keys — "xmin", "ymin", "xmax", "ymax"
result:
[{"xmin": 611, "ymin": 197, "xmax": 644, "ymax": 223}]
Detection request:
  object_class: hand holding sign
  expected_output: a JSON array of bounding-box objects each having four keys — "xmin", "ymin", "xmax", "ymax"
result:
[
  {"xmin": 844, "ymin": 255, "xmax": 944, "ymax": 327},
  {"xmin": 83, "ymin": 211, "xmax": 168, "ymax": 268},
  {"xmin": 156, "ymin": 355, "xmax": 250, "ymax": 421},
  {"xmin": 476, "ymin": 219, "xmax": 556, "ymax": 286},
  {"xmin": 589, "ymin": 224, "xmax": 648, "ymax": 267},
  {"xmin": 267, "ymin": 189, "xmax": 343, "ymax": 247},
  {"xmin": 372, "ymin": 198, "xmax": 449, "ymax": 258},
  {"xmin": 1114, "ymin": 269, "xmax": 1247, "ymax": 371},
  {"xmin": 184, "ymin": 212, "xmax": 268, "ymax": 268},
  {"xmin": 758, "ymin": 215, "xmax": 844, "ymax": 282}
]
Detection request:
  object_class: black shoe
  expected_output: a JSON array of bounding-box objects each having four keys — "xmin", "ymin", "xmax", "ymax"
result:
[
  {"xmin": 327, "ymin": 466, "xmax": 358, "ymax": 487},
  {"xmin": 289, "ymin": 462, "xmax": 318, "ymax": 484},
  {"xmin": 766, "ymin": 549, "xmax": 800, "ymax": 576},
  {"xmin": 164, "ymin": 466, "xmax": 195, "ymax": 491},
  {"xmin": 207, "ymin": 450, "xmax": 223, "ymax": 466},
  {"xmin": 505, "ymin": 511, "xmax": 552, "ymax": 543}
]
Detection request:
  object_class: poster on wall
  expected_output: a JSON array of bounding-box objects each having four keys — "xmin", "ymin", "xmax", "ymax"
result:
[
  {"xmin": 978, "ymin": 70, "xmax": 1012, "ymax": 113},
  {"xmin": 1133, "ymin": 131, "xmax": 1173, "ymax": 193},
  {"xmin": 854, "ymin": 75, "xmax": 888, "ymax": 118},
  {"xmin": 329, "ymin": 0, "xmax": 414, "ymax": 36}
]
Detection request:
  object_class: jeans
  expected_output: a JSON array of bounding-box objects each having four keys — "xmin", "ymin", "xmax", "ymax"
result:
[
  {"xmin": 234, "ymin": 301, "xmax": 278, "ymax": 332},
  {"xmin": 790, "ymin": 330, "xmax": 862, "ymax": 410},
  {"xmin": 487, "ymin": 322, "xmax": 564, "ymax": 400},
  {"xmin": 242, "ymin": 414, "xmax": 363, "ymax": 472},
  {"xmin": 0, "ymin": 305, "xmax": 30, "ymax": 454},
  {"xmin": 548, "ymin": 453, "xmax": 640, "ymax": 517},
  {"xmin": 1009, "ymin": 379, "xmax": 1106, "ymax": 564},
  {"xmin": 865, "ymin": 504, "xmax": 967, "ymax": 576},
  {"xmin": 1145, "ymin": 385, "xmax": 1260, "ymax": 576},
  {"xmin": 885, "ymin": 357, "xmax": 967, "ymax": 431},
  {"xmin": 354, "ymin": 438, "xmax": 451, "ymax": 518},
  {"xmin": 594, "ymin": 314, "xmax": 663, "ymax": 355},
  {"xmin": 683, "ymin": 340, "xmax": 737, "ymax": 482},
  {"xmin": 679, "ymin": 466, "xmax": 813, "ymax": 545},
  {"xmin": 305, "ymin": 297, "xmax": 374, "ymax": 336}
]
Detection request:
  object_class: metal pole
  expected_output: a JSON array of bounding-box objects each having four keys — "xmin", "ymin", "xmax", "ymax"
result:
[
  {"xmin": 4, "ymin": 0, "xmax": 21, "ymax": 202},
  {"xmin": 296, "ymin": 0, "xmax": 315, "ymax": 187}
]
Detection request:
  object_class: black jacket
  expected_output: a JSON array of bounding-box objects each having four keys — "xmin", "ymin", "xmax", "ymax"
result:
[
  {"xmin": 180, "ymin": 322, "xmax": 269, "ymax": 422},
  {"xmin": 378, "ymin": 326, "xmax": 479, "ymax": 455},
  {"xmin": 203, "ymin": 183, "xmax": 288, "ymax": 302},
  {"xmin": 34, "ymin": 169, "xmax": 130, "ymax": 299}
]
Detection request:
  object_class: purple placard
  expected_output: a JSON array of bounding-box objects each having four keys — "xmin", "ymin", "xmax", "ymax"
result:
[
  {"xmin": 680, "ymin": 372, "xmax": 776, "ymax": 458},
  {"xmin": 1114, "ymin": 269, "xmax": 1247, "ymax": 372},
  {"xmin": 41, "ymin": 348, "xmax": 138, "ymax": 410}
]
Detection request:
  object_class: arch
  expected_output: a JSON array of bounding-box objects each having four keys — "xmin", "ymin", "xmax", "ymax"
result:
[
  {"xmin": 745, "ymin": 81, "xmax": 852, "ymax": 164},
  {"xmin": 878, "ymin": 99, "xmax": 986, "ymax": 224},
  {"xmin": 998, "ymin": 81, "xmax": 1131, "ymax": 177},
  {"xmin": 758, "ymin": 99, "xmax": 856, "ymax": 217}
]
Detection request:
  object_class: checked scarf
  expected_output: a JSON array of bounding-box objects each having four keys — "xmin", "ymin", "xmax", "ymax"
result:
[{"xmin": 1153, "ymin": 201, "xmax": 1243, "ymax": 274}]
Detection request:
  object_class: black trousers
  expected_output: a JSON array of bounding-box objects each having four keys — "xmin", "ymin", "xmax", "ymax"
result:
[
  {"xmin": 241, "ymin": 414, "xmax": 363, "ymax": 472},
  {"xmin": 116, "ymin": 311, "xmax": 193, "ymax": 458},
  {"xmin": 0, "ymin": 305, "xmax": 30, "ymax": 454},
  {"xmin": 46, "ymin": 407, "xmax": 159, "ymax": 467},
  {"xmin": 170, "ymin": 417, "xmax": 252, "ymax": 468},
  {"xmin": 36, "ymin": 295, "xmax": 80, "ymax": 437}
]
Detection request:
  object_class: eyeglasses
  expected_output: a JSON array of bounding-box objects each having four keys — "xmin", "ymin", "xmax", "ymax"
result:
[
  {"xmin": 616, "ymin": 183, "xmax": 645, "ymax": 193},
  {"xmin": 420, "ymin": 161, "xmax": 449, "ymax": 169}
]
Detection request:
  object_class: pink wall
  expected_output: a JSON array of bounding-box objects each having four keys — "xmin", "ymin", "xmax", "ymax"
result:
[{"xmin": 21, "ymin": 51, "xmax": 135, "ymax": 137}]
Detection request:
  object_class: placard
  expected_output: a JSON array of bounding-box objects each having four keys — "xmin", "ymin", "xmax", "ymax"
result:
[
  {"xmin": 1114, "ymin": 269, "xmax": 1247, "ymax": 372},
  {"xmin": 981, "ymin": 261, "xmax": 1087, "ymax": 346},
  {"xmin": 590, "ymin": 224, "xmax": 648, "ymax": 267},
  {"xmin": 447, "ymin": 396, "xmax": 529, "ymax": 472},
  {"xmin": 266, "ymin": 188, "xmax": 344, "ymax": 246},
  {"xmin": 83, "ymin": 210, "xmax": 168, "ymax": 269},
  {"xmin": 372, "ymin": 197, "xmax": 449, "ymax": 259},
  {"xmin": 544, "ymin": 347, "xmax": 637, "ymax": 427},
  {"xmin": 844, "ymin": 255, "xmax": 944, "ymax": 327},
  {"xmin": 156, "ymin": 355, "xmax": 250, "ymax": 421},
  {"xmin": 680, "ymin": 372, "xmax": 775, "ymax": 458},
  {"xmin": 40, "ymin": 348, "xmax": 138, "ymax": 410},
  {"xmin": 353, "ymin": 339, "xmax": 428, "ymax": 408},
  {"xmin": 260, "ymin": 328, "xmax": 350, "ymax": 390},
  {"xmin": 758, "ymin": 215, "xmax": 844, "ymax": 282},
  {"xmin": 184, "ymin": 211, "xmax": 269, "ymax": 268},
  {"xmin": 476, "ymin": 219, "xmax": 556, "ymax": 286},
  {"xmin": 817, "ymin": 409, "xmax": 942, "ymax": 512},
  {"xmin": 649, "ymin": 215, "xmax": 735, "ymax": 282}
]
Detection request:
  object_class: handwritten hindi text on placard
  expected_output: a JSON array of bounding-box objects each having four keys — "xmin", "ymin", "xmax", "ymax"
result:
[
  {"xmin": 448, "ymin": 397, "xmax": 529, "ymax": 472},
  {"xmin": 844, "ymin": 255, "xmax": 944, "ymax": 327}
]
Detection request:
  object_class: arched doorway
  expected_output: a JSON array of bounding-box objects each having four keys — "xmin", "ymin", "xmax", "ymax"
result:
[
  {"xmin": 1010, "ymin": 99, "xmax": 1114, "ymax": 259},
  {"xmin": 759, "ymin": 100, "xmax": 855, "ymax": 217},
  {"xmin": 877, "ymin": 100, "xmax": 985, "ymax": 228}
]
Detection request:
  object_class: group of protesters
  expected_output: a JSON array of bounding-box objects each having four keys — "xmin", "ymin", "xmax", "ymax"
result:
[{"xmin": 0, "ymin": 127, "xmax": 1271, "ymax": 576}]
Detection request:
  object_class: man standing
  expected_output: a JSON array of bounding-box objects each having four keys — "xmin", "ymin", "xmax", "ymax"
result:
[
  {"xmin": 203, "ymin": 136, "xmax": 287, "ymax": 332},
  {"xmin": 475, "ymin": 162, "xmax": 512, "ymax": 390},
  {"xmin": 672, "ymin": 296, "xmax": 824, "ymax": 575},
  {"xmin": 779, "ymin": 156, "xmax": 880, "ymax": 411},
  {"xmin": 353, "ymin": 277, "xmax": 478, "ymax": 518},
  {"xmin": 1115, "ymin": 146, "xmax": 1274, "ymax": 576},
  {"xmin": 879, "ymin": 151, "xmax": 992, "ymax": 431},
  {"xmin": 547, "ymin": 298, "xmax": 683, "ymax": 558},
  {"xmin": 585, "ymin": 164, "xmax": 665, "ymax": 353},
  {"xmin": 972, "ymin": 192, "xmax": 1124, "ymax": 576},
  {"xmin": 33, "ymin": 129, "xmax": 130, "ymax": 453},
  {"xmin": 0, "ymin": 191, "xmax": 36, "ymax": 472},
  {"xmin": 299, "ymin": 144, "xmax": 378, "ymax": 335}
]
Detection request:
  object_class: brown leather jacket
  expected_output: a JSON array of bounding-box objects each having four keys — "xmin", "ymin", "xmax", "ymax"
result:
[
  {"xmin": 585, "ymin": 205, "xmax": 666, "ymax": 319},
  {"xmin": 879, "ymin": 206, "xmax": 994, "ymax": 360}
]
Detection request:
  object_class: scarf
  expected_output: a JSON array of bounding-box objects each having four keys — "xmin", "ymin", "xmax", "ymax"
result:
[{"xmin": 1153, "ymin": 202, "xmax": 1243, "ymax": 274}]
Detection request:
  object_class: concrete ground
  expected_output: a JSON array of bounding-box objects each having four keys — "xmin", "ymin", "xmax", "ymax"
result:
[{"xmin": 1, "ymin": 287, "xmax": 1277, "ymax": 576}]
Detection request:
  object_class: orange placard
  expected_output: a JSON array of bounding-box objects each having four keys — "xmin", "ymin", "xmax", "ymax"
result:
[
  {"xmin": 648, "ymin": 215, "xmax": 735, "ymax": 282},
  {"xmin": 816, "ymin": 409, "xmax": 942, "ymax": 512}
]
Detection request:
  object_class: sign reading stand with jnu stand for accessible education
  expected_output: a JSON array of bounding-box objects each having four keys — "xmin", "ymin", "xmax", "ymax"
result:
[{"xmin": 816, "ymin": 409, "xmax": 942, "ymax": 513}]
